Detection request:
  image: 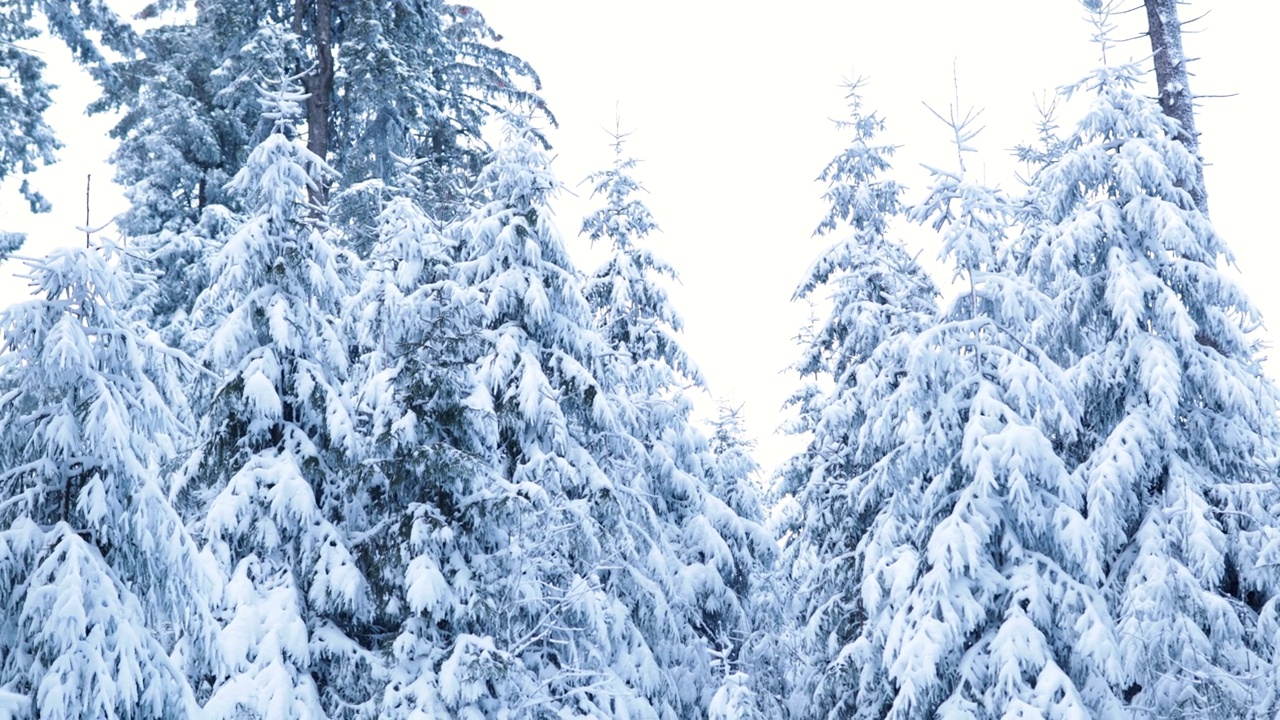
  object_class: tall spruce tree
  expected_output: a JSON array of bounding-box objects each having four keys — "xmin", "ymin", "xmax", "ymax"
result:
[
  {"xmin": 0, "ymin": 241, "xmax": 214, "ymax": 717},
  {"xmin": 443, "ymin": 121, "xmax": 668, "ymax": 716},
  {"xmin": 783, "ymin": 81, "xmax": 1108, "ymax": 718},
  {"xmin": 343, "ymin": 154, "xmax": 501, "ymax": 718},
  {"xmin": 1017, "ymin": 47, "xmax": 1280, "ymax": 715},
  {"xmin": 703, "ymin": 402, "xmax": 781, "ymax": 719},
  {"xmin": 180, "ymin": 55, "xmax": 373, "ymax": 717},
  {"xmin": 98, "ymin": 1, "xmax": 548, "ymax": 357},
  {"xmin": 780, "ymin": 80, "xmax": 937, "ymax": 718},
  {"xmin": 581, "ymin": 129, "xmax": 776, "ymax": 716}
]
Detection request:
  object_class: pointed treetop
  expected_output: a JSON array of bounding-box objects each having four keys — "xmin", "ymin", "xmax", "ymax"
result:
[
  {"xmin": 581, "ymin": 115, "xmax": 659, "ymax": 250},
  {"xmin": 813, "ymin": 76, "xmax": 901, "ymax": 238}
]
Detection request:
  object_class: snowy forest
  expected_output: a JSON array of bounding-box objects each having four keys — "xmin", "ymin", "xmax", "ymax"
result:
[{"xmin": 1, "ymin": 0, "xmax": 1278, "ymax": 717}]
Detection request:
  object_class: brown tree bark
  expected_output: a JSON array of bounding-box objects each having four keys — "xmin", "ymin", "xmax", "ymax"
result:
[
  {"xmin": 295, "ymin": 0, "xmax": 334, "ymax": 205},
  {"xmin": 1144, "ymin": 0, "xmax": 1207, "ymax": 212}
]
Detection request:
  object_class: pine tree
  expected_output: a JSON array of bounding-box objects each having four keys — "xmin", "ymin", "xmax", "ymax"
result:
[
  {"xmin": 706, "ymin": 403, "xmax": 766, "ymax": 531},
  {"xmin": 343, "ymin": 155, "xmax": 500, "ymax": 718},
  {"xmin": 1017, "ymin": 45, "xmax": 1280, "ymax": 715},
  {"xmin": 98, "ymin": 2, "xmax": 548, "ymax": 355},
  {"xmin": 102, "ymin": 19, "xmax": 308, "ymax": 350},
  {"xmin": 0, "ymin": 241, "xmax": 214, "ymax": 717},
  {"xmin": 581, "ymin": 123, "xmax": 698, "ymax": 388},
  {"xmin": 704, "ymin": 402, "xmax": 783, "ymax": 719},
  {"xmin": 780, "ymin": 80, "xmax": 939, "ymax": 718},
  {"xmin": 783, "ymin": 81, "xmax": 1105, "ymax": 718},
  {"xmin": 441, "ymin": 121, "xmax": 657, "ymax": 716},
  {"xmin": 181, "ymin": 57, "xmax": 373, "ymax": 718},
  {"xmin": 394, "ymin": 120, "xmax": 772, "ymax": 717},
  {"xmin": 329, "ymin": 1, "xmax": 551, "ymax": 230},
  {"xmin": 581, "ymin": 128, "xmax": 776, "ymax": 716}
]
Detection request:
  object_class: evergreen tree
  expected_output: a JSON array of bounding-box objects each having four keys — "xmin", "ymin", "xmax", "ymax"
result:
[
  {"xmin": 780, "ymin": 80, "xmax": 937, "ymax": 718},
  {"xmin": 783, "ymin": 82, "xmax": 1103, "ymax": 718},
  {"xmin": 0, "ymin": 241, "xmax": 213, "ymax": 717},
  {"xmin": 442, "ymin": 121, "xmax": 661, "ymax": 716},
  {"xmin": 343, "ymin": 155, "xmax": 500, "ymax": 718},
  {"xmin": 393, "ymin": 120, "xmax": 766, "ymax": 717},
  {"xmin": 704, "ymin": 402, "xmax": 783, "ymax": 719},
  {"xmin": 181, "ymin": 60, "xmax": 373, "ymax": 718},
  {"xmin": 581, "ymin": 129, "xmax": 776, "ymax": 716},
  {"xmin": 705, "ymin": 403, "xmax": 766, "ymax": 531},
  {"xmin": 1018, "ymin": 52, "xmax": 1280, "ymax": 716},
  {"xmin": 329, "ymin": 1, "xmax": 551, "ymax": 231},
  {"xmin": 98, "ymin": 1, "xmax": 549, "ymax": 354},
  {"xmin": 103, "ymin": 19, "xmax": 308, "ymax": 348},
  {"xmin": 581, "ymin": 124, "xmax": 698, "ymax": 388}
]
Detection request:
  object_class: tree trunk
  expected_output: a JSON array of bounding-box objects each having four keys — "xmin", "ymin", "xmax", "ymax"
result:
[
  {"xmin": 1144, "ymin": 0, "xmax": 1207, "ymax": 212},
  {"xmin": 297, "ymin": 0, "xmax": 334, "ymax": 204}
]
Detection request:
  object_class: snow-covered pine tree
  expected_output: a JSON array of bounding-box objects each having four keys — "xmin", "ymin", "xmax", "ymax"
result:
[
  {"xmin": 581, "ymin": 124, "xmax": 698, "ymax": 389},
  {"xmin": 329, "ymin": 1, "xmax": 551, "ymax": 233},
  {"xmin": 581, "ymin": 129, "xmax": 777, "ymax": 716},
  {"xmin": 407, "ymin": 120, "xmax": 698, "ymax": 717},
  {"xmin": 0, "ymin": 3, "xmax": 57, "ymax": 218},
  {"xmin": 875, "ymin": 100, "xmax": 1110, "ymax": 719},
  {"xmin": 446, "ymin": 120, "xmax": 649, "ymax": 715},
  {"xmin": 783, "ymin": 81, "xmax": 1105, "ymax": 718},
  {"xmin": 95, "ymin": 1, "xmax": 268, "ymax": 239},
  {"xmin": 1016, "ymin": 31, "xmax": 1280, "ymax": 714},
  {"xmin": 0, "ymin": 241, "xmax": 215, "ymax": 717},
  {"xmin": 702, "ymin": 402, "xmax": 784, "ymax": 719},
  {"xmin": 342, "ymin": 155, "xmax": 501, "ymax": 718},
  {"xmin": 98, "ymin": 1, "xmax": 547, "ymax": 352},
  {"xmin": 111, "ymin": 24, "xmax": 296, "ymax": 350},
  {"xmin": 705, "ymin": 403, "xmax": 766, "ymax": 535},
  {"xmin": 779, "ymin": 81, "xmax": 938, "ymax": 717},
  {"xmin": 180, "ymin": 46, "xmax": 375, "ymax": 718}
]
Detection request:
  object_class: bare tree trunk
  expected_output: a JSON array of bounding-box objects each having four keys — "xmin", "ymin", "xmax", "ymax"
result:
[
  {"xmin": 296, "ymin": 0, "xmax": 334, "ymax": 205},
  {"xmin": 1144, "ymin": 0, "xmax": 1207, "ymax": 212}
]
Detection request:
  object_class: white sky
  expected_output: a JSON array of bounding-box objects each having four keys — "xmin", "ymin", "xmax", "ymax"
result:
[{"xmin": 2, "ymin": 1, "xmax": 1277, "ymax": 479}]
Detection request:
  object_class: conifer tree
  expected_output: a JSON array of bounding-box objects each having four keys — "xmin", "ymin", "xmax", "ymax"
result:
[
  {"xmin": 581, "ymin": 124, "xmax": 698, "ymax": 388},
  {"xmin": 181, "ymin": 53, "xmax": 373, "ymax": 717},
  {"xmin": 99, "ymin": 2, "xmax": 549, "ymax": 355},
  {"xmin": 704, "ymin": 402, "xmax": 784, "ymax": 719},
  {"xmin": 783, "ymin": 81, "xmax": 1104, "ymax": 718},
  {"xmin": 1017, "ymin": 36, "xmax": 1280, "ymax": 714},
  {"xmin": 442, "ymin": 121, "xmax": 667, "ymax": 716},
  {"xmin": 398, "ymin": 120, "xmax": 767, "ymax": 717},
  {"xmin": 780, "ymin": 80, "xmax": 938, "ymax": 718},
  {"xmin": 329, "ymin": 1, "xmax": 550, "ymax": 228},
  {"xmin": 581, "ymin": 129, "xmax": 776, "ymax": 715},
  {"xmin": 100, "ymin": 0, "xmax": 546, "ymax": 240},
  {"xmin": 0, "ymin": 241, "xmax": 213, "ymax": 717},
  {"xmin": 343, "ymin": 155, "xmax": 500, "ymax": 718},
  {"xmin": 112, "ymin": 23, "xmax": 291, "ymax": 348}
]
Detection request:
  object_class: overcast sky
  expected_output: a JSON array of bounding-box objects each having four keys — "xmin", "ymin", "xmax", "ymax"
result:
[{"xmin": 2, "ymin": 1, "xmax": 1276, "ymax": 479}]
